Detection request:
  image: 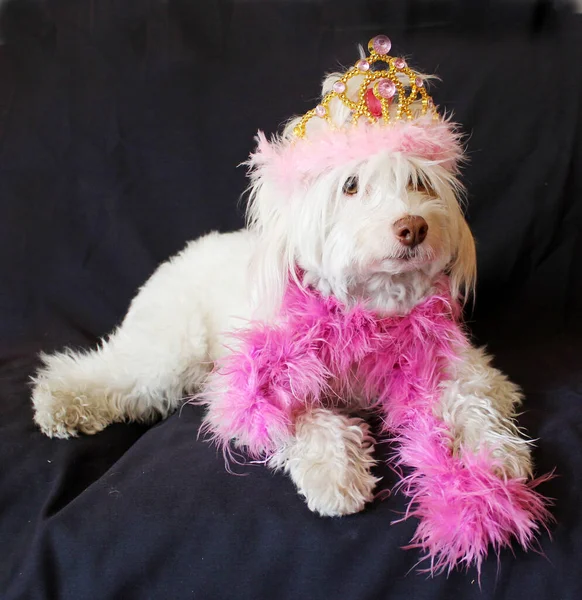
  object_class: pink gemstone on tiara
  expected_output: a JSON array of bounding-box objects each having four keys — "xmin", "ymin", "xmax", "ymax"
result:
[
  {"xmin": 315, "ymin": 104, "xmax": 326, "ymax": 117},
  {"xmin": 372, "ymin": 35, "xmax": 391, "ymax": 55},
  {"xmin": 356, "ymin": 59, "xmax": 370, "ymax": 72},
  {"xmin": 332, "ymin": 81, "xmax": 346, "ymax": 94},
  {"xmin": 377, "ymin": 79, "xmax": 396, "ymax": 99},
  {"xmin": 394, "ymin": 58, "xmax": 407, "ymax": 69},
  {"xmin": 415, "ymin": 77, "xmax": 424, "ymax": 88}
]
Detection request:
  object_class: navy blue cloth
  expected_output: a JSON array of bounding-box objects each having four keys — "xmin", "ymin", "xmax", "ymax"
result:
[{"xmin": 1, "ymin": 1, "xmax": 581, "ymax": 598}]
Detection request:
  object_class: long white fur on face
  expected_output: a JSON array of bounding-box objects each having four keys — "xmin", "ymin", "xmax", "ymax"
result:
[{"xmin": 246, "ymin": 148, "xmax": 476, "ymax": 318}]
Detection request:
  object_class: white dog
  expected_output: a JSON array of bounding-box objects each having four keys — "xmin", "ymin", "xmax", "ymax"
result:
[{"xmin": 32, "ymin": 42, "xmax": 534, "ymax": 523}]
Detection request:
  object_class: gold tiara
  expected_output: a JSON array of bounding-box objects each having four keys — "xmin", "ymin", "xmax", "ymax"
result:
[{"xmin": 293, "ymin": 35, "xmax": 438, "ymax": 139}]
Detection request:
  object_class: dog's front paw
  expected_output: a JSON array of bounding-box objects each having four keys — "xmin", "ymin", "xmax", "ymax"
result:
[
  {"xmin": 273, "ymin": 410, "xmax": 379, "ymax": 517},
  {"xmin": 490, "ymin": 441, "xmax": 533, "ymax": 480},
  {"xmin": 455, "ymin": 436, "xmax": 534, "ymax": 481},
  {"xmin": 297, "ymin": 454, "xmax": 378, "ymax": 517}
]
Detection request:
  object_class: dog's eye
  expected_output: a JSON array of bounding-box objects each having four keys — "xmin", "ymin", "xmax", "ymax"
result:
[
  {"xmin": 411, "ymin": 179, "xmax": 434, "ymax": 196},
  {"xmin": 342, "ymin": 176, "xmax": 358, "ymax": 195}
]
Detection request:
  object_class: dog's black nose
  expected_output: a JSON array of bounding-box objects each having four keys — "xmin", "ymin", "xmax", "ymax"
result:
[{"xmin": 393, "ymin": 216, "xmax": 428, "ymax": 248}]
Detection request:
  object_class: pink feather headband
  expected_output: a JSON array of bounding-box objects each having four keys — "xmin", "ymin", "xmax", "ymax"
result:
[{"xmin": 250, "ymin": 119, "xmax": 463, "ymax": 189}]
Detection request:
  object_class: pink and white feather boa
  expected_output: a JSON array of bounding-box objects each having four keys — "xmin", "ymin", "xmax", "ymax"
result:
[{"xmin": 200, "ymin": 276, "xmax": 551, "ymax": 575}]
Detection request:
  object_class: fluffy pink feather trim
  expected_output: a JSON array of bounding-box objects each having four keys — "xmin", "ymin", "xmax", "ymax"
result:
[
  {"xmin": 198, "ymin": 276, "xmax": 551, "ymax": 574},
  {"xmin": 248, "ymin": 119, "xmax": 463, "ymax": 189}
]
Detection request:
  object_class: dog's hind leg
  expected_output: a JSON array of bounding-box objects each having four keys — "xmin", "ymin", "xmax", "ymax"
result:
[
  {"xmin": 31, "ymin": 231, "xmax": 255, "ymax": 438},
  {"xmin": 32, "ymin": 303, "xmax": 210, "ymax": 438},
  {"xmin": 32, "ymin": 320, "xmax": 208, "ymax": 439},
  {"xmin": 32, "ymin": 264, "xmax": 212, "ymax": 439}
]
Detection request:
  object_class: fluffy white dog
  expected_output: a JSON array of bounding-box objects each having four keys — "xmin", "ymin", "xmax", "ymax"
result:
[{"xmin": 32, "ymin": 41, "xmax": 535, "ymax": 531}]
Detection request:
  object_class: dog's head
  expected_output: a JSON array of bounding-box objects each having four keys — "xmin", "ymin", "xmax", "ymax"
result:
[{"xmin": 246, "ymin": 42, "xmax": 476, "ymax": 316}]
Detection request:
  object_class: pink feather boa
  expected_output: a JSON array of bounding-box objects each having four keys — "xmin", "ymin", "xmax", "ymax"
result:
[{"xmin": 199, "ymin": 276, "xmax": 551, "ymax": 575}]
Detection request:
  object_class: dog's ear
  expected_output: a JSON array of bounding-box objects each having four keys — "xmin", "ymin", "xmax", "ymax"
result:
[
  {"xmin": 449, "ymin": 211, "xmax": 477, "ymax": 304},
  {"xmin": 245, "ymin": 147, "xmax": 292, "ymax": 319}
]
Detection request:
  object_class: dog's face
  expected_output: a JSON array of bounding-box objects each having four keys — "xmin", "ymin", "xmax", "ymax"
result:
[
  {"xmin": 247, "ymin": 76, "xmax": 476, "ymax": 316},
  {"xmin": 296, "ymin": 152, "xmax": 471, "ymax": 296},
  {"xmin": 248, "ymin": 151, "xmax": 475, "ymax": 315}
]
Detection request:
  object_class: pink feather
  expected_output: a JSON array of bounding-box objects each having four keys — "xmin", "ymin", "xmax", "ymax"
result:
[{"xmin": 248, "ymin": 119, "xmax": 463, "ymax": 190}]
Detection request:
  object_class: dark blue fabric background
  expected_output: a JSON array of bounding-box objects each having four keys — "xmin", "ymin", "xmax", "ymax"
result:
[{"xmin": 1, "ymin": 1, "xmax": 581, "ymax": 598}]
